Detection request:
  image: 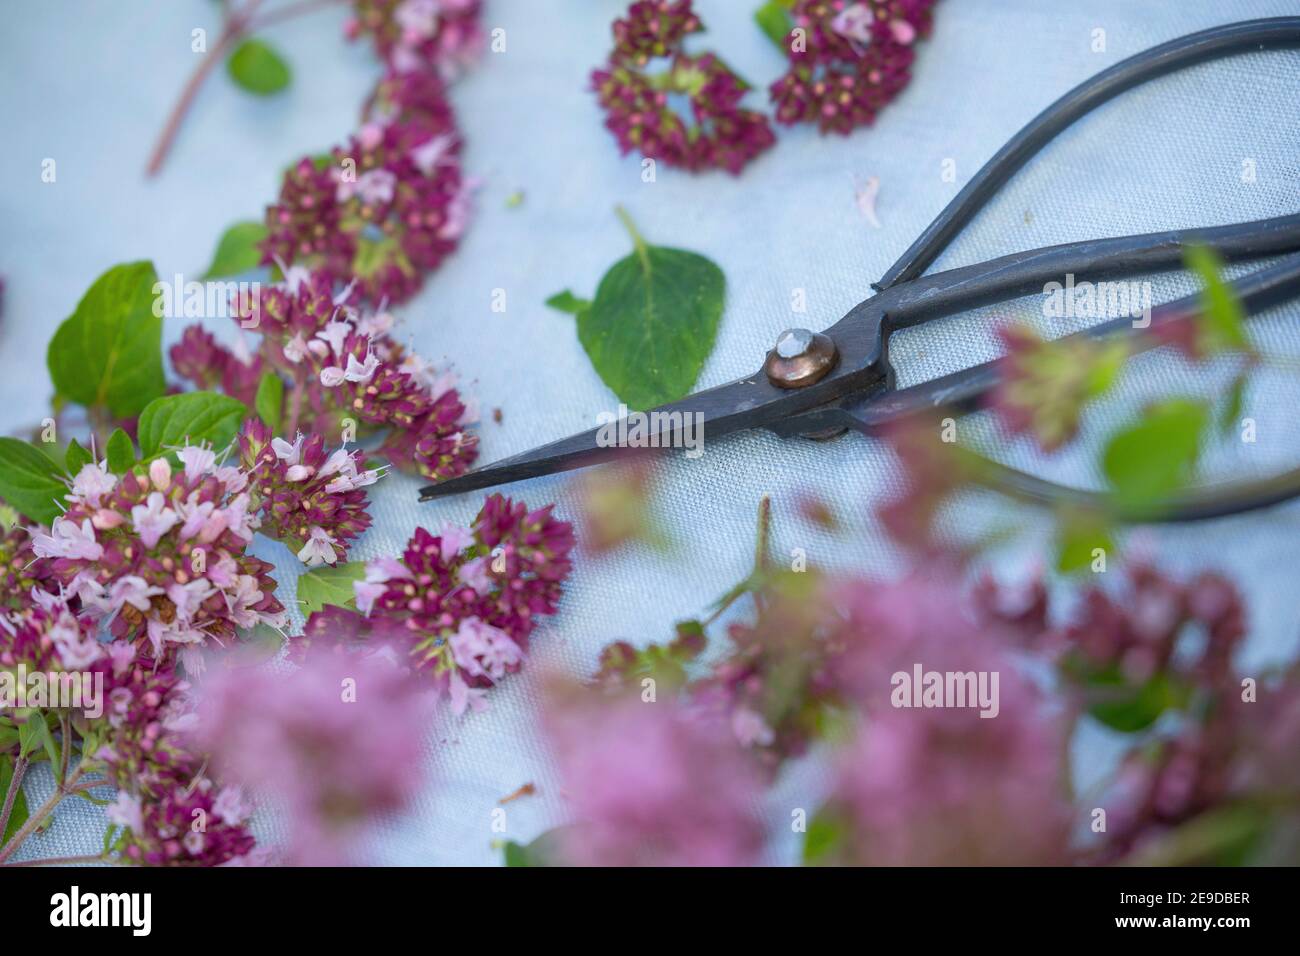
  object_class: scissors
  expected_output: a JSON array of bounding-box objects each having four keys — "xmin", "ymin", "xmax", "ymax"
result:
[{"xmin": 422, "ymin": 18, "xmax": 1300, "ymax": 522}]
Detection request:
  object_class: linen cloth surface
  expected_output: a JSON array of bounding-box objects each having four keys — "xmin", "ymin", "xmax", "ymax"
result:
[{"xmin": 2, "ymin": 0, "xmax": 1299, "ymax": 865}]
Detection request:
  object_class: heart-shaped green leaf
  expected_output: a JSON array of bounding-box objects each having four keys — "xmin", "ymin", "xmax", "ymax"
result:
[
  {"xmin": 297, "ymin": 561, "xmax": 367, "ymax": 615},
  {"xmin": 47, "ymin": 261, "xmax": 167, "ymax": 418},
  {"xmin": 0, "ymin": 437, "xmax": 69, "ymax": 525},
  {"xmin": 137, "ymin": 392, "xmax": 248, "ymax": 459},
  {"xmin": 569, "ymin": 208, "xmax": 724, "ymax": 410}
]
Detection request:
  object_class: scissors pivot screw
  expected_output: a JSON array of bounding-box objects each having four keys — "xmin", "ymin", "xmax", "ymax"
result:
[{"xmin": 765, "ymin": 328, "xmax": 838, "ymax": 389}]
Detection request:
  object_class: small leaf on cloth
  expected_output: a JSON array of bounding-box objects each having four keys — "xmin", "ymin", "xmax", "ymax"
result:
[
  {"xmin": 297, "ymin": 561, "xmax": 367, "ymax": 615},
  {"xmin": 254, "ymin": 372, "xmax": 284, "ymax": 428},
  {"xmin": 570, "ymin": 206, "xmax": 724, "ymax": 410},
  {"xmin": 136, "ymin": 392, "xmax": 248, "ymax": 459},
  {"xmin": 1102, "ymin": 399, "xmax": 1209, "ymax": 510},
  {"xmin": 0, "ymin": 437, "xmax": 69, "ymax": 525},
  {"xmin": 47, "ymin": 261, "xmax": 166, "ymax": 418},
  {"xmin": 204, "ymin": 221, "xmax": 269, "ymax": 279},
  {"xmin": 227, "ymin": 38, "xmax": 291, "ymax": 96},
  {"xmin": 105, "ymin": 428, "xmax": 136, "ymax": 475},
  {"xmin": 754, "ymin": 0, "xmax": 795, "ymax": 48}
]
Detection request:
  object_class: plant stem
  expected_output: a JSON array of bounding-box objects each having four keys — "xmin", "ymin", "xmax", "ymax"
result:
[
  {"xmin": 0, "ymin": 765, "xmax": 85, "ymax": 865},
  {"xmin": 614, "ymin": 205, "xmax": 651, "ymax": 271},
  {"xmin": 2, "ymin": 854, "xmax": 107, "ymax": 868},
  {"xmin": 144, "ymin": 0, "xmax": 343, "ymax": 178},
  {"xmin": 0, "ymin": 756, "xmax": 28, "ymax": 841}
]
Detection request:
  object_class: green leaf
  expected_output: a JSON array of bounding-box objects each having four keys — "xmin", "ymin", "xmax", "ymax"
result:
[
  {"xmin": 755, "ymin": 0, "xmax": 795, "ymax": 48},
  {"xmin": 1220, "ymin": 372, "xmax": 1247, "ymax": 436},
  {"xmin": 296, "ymin": 561, "xmax": 367, "ymax": 615},
  {"xmin": 1186, "ymin": 245, "xmax": 1249, "ymax": 355},
  {"xmin": 105, "ymin": 428, "xmax": 135, "ymax": 475},
  {"xmin": 254, "ymin": 372, "xmax": 284, "ymax": 429},
  {"xmin": 136, "ymin": 392, "xmax": 248, "ymax": 459},
  {"xmin": 502, "ymin": 827, "xmax": 572, "ymax": 867},
  {"xmin": 573, "ymin": 207, "xmax": 725, "ymax": 410},
  {"xmin": 227, "ymin": 37, "xmax": 291, "ymax": 96},
  {"xmin": 0, "ymin": 437, "xmax": 69, "ymax": 525},
  {"xmin": 802, "ymin": 807, "xmax": 848, "ymax": 866},
  {"xmin": 47, "ymin": 261, "xmax": 167, "ymax": 418},
  {"xmin": 1102, "ymin": 399, "xmax": 1209, "ymax": 510},
  {"xmin": 0, "ymin": 755, "xmax": 30, "ymax": 846},
  {"xmin": 64, "ymin": 438, "xmax": 92, "ymax": 476},
  {"xmin": 203, "ymin": 221, "xmax": 269, "ymax": 279},
  {"xmin": 1087, "ymin": 670, "xmax": 1183, "ymax": 733},
  {"xmin": 1055, "ymin": 507, "xmax": 1114, "ymax": 574},
  {"xmin": 544, "ymin": 290, "xmax": 591, "ymax": 315},
  {"xmin": 18, "ymin": 716, "xmax": 58, "ymax": 768}
]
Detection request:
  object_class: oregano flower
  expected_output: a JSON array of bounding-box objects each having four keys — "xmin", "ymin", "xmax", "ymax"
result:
[
  {"xmin": 347, "ymin": 0, "xmax": 485, "ymax": 79},
  {"xmin": 592, "ymin": 0, "xmax": 775, "ymax": 174},
  {"xmin": 769, "ymin": 0, "xmax": 937, "ymax": 135},
  {"xmin": 297, "ymin": 494, "xmax": 574, "ymax": 714}
]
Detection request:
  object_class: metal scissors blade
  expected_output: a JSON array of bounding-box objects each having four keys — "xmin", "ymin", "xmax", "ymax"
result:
[{"xmin": 420, "ymin": 17, "xmax": 1300, "ymax": 505}]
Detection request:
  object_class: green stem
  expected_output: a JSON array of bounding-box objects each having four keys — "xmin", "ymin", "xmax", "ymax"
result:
[
  {"xmin": 614, "ymin": 205, "xmax": 651, "ymax": 272},
  {"xmin": 0, "ymin": 765, "xmax": 85, "ymax": 864}
]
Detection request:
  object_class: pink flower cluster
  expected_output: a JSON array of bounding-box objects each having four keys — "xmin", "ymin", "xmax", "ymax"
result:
[
  {"xmin": 30, "ymin": 453, "xmax": 286, "ymax": 670},
  {"xmin": 238, "ymin": 419, "xmax": 378, "ymax": 566},
  {"xmin": 770, "ymin": 0, "xmax": 937, "ymax": 135},
  {"xmin": 170, "ymin": 267, "xmax": 478, "ymax": 481},
  {"xmin": 0, "ymin": 595, "xmax": 260, "ymax": 866},
  {"xmin": 592, "ymin": 1, "xmax": 775, "ymax": 174},
  {"xmin": 299, "ymin": 494, "xmax": 574, "ymax": 714},
  {"xmin": 347, "ymin": 0, "xmax": 485, "ymax": 80},
  {"xmin": 262, "ymin": 65, "xmax": 475, "ymax": 305},
  {"xmin": 543, "ymin": 681, "xmax": 767, "ymax": 866},
  {"xmin": 193, "ymin": 647, "xmax": 433, "ymax": 865}
]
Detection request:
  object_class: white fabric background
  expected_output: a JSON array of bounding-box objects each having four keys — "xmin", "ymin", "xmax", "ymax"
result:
[{"xmin": 2, "ymin": 0, "xmax": 1299, "ymax": 865}]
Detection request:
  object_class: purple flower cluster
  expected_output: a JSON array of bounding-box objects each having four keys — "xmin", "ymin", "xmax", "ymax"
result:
[
  {"xmin": 592, "ymin": 1, "xmax": 775, "ymax": 175},
  {"xmin": 193, "ymin": 647, "xmax": 433, "ymax": 865},
  {"xmin": 543, "ymin": 680, "xmax": 767, "ymax": 866},
  {"xmin": 770, "ymin": 0, "xmax": 937, "ymax": 135},
  {"xmin": 299, "ymin": 494, "xmax": 574, "ymax": 714},
  {"xmin": 262, "ymin": 67, "xmax": 474, "ymax": 306},
  {"xmin": 31, "ymin": 453, "xmax": 286, "ymax": 670},
  {"xmin": 238, "ymin": 419, "xmax": 378, "ymax": 566},
  {"xmin": 170, "ymin": 267, "xmax": 478, "ymax": 481},
  {"xmin": 347, "ymin": 0, "xmax": 485, "ymax": 80}
]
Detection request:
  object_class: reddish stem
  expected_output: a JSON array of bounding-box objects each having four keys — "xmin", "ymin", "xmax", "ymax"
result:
[{"xmin": 144, "ymin": 0, "xmax": 348, "ymax": 178}]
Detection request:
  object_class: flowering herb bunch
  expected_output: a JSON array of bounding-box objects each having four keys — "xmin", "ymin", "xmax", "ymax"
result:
[
  {"xmin": 296, "ymin": 494, "xmax": 575, "ymax": 714},
  {"xmin": 592, "ymin": 0, "xmax": 777, "ymax": 175},
  {"xmin": 171, "ymin": 266, "xmax": 478, "ymax": 483},
  {"xmin": 506, "ymin": 496, "xmax": 1300, "ymax": 867},
  {"xmin": 767, "ymin": 0, "xmax": 938, "ymax": 135},
  {"xmin": 260, "ymin": 67, "xmax": 476, "ymax": 306},
  {"xmin": 0, "ymin": 258, "xmax": 572, "ymax": 867}
]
